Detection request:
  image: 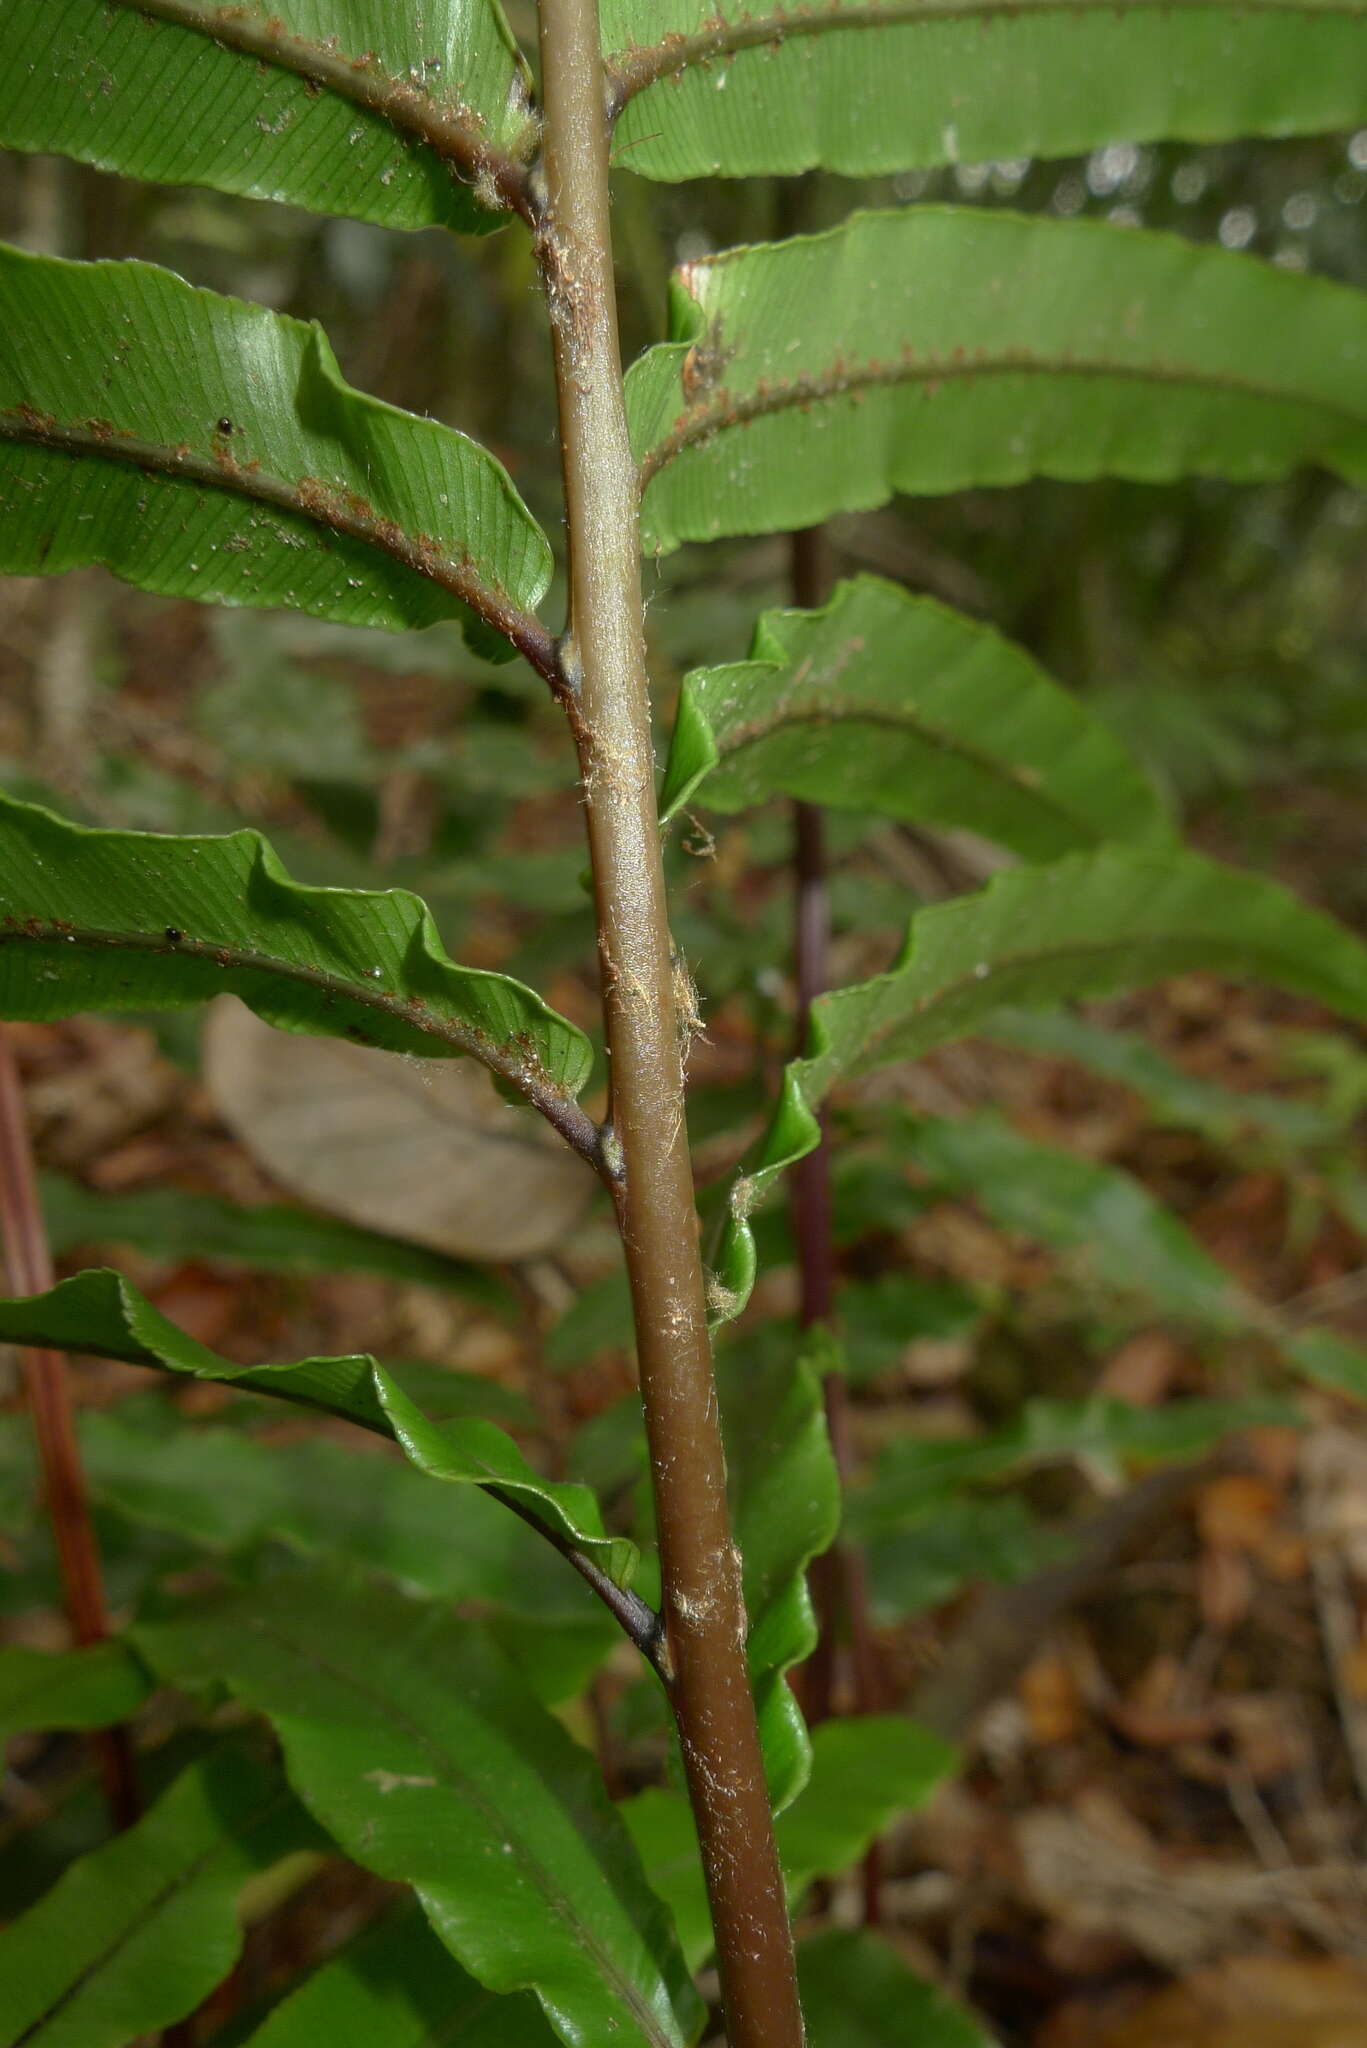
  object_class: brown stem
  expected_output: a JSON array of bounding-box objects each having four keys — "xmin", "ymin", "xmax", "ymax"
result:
[
  {"xmin": 533, "ymin": 3, "xmax": 803, "ymax": 2039},
  {"xmin": 0, "ymin": 1030, "xmax": 139, "ymax": 1830}
]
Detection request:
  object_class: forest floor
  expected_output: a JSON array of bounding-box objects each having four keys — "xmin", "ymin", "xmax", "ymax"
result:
[{"xmin": 2, "ymin": 577, "xmax": 1367, "ymax": 2048}]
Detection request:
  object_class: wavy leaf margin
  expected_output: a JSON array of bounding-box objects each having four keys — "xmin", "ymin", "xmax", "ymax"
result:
[
  {"xmin": 707, "ymin": 845, "xmax": 1367, "ymax": 1321},
  {"xmin": 0, "ymin": 793, "xmax": 599, "ymax": 1162},
  {"xmin": 0, "ymin": 1268, "xmax": 638, "ymax": 1590}
]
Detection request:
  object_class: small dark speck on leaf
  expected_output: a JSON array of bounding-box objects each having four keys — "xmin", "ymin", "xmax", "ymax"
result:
[
  {"xmin": 164, "ymin": 927, "xmax": 183, "ymax": 944},
  {"xmin": 216, "ymin": 417, "xmax": 233, "ymax": 435}
]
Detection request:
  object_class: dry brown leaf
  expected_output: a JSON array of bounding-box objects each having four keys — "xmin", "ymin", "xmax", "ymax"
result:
[
  {"xmin": 891, "ymin": 1777, "xmax": 1006, "ymax": 1885},
  {"xmin": 147, "ymin": 1266, "xmax": 241, "ymax": 1351},
  {"xmin": 1221, "ymin": 1695, "xmax": 1311, "ymax": 1784},
  {"xmin": 1041, "ymin": 1923, "xmax": 1140, "ymax": 1983},
  {"xmin": 1257, "ymin": 1527, "xmax": 1309, "ymax": 1582},
  {"xmin": 1098, "ymin": 1331, "xmax": 1184, "ymax": 1406},
  {"xmin": 29, "ymin": 1018, "xmax": 181, "ymax": 1171},
  {"xmin": 1099, "ymin": 1955, "xmax": 1367, "ymax": 2048},
  {"xmin": 1339, "ymin": 1634, "xmax": 1367, "ymax": 1703},
  {"xmin": 1017, "ymin": 1801, "xmax": 1362, "ymax": 1974},
  {"xmin": 1109, "ymin": 1654, "xmax": 1223, "ymax": 1748},
  {"xmin": 1243, "ymin": 1427, "xmax": 1304, "ymax": 1488},
  {"xmin": 1197, "ymin": 1545, "xmax": 1255, "ymax": 1632},
  {"xmin": 1021, "ymin": 1651, "xmax": 1088, "ymax": 1745},
  {"xmin": 203, "ymin": 997, "xmax": 594, "ymax": 1264},
  {"xmin": 1109, "ymin": 1700, "xmax": 1223, "ymax": 1747},
  {"xmin": 1195, "ymin": 1469, "xmax": 1305, "ymax": 1582},
  {"xmin": 1302, "ymin": 1431, "xmax": 1367, "ymax": 1583},
  {"xmin": 1197, "ymin": 1475, "xmax": 1283, "ymax": 1554}
]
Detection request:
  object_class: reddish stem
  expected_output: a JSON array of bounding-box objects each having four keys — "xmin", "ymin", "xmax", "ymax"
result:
[
  {"xmin": 793, "ymin": 797, "xmax": 835, "ymax": 1326},
  {"xmin": 788, "ymin": 530, "xmax": 883, "ymax": 1923},
  {"xmin": 0, "ymin": 1029, "xmax": 139, "ymax": 1830}
]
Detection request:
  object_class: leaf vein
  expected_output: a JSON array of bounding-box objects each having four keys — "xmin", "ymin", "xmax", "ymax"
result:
[
  {"xmin": 638, "ymin": 347, "xmax": 1364, "ymax": 493},
  {"xmin": 0, "ymin": 408, "xmax": 558, "ymax": 688},
  {"xmin": 240, "ymin": 1611, "xmax": 681, "ymax": 2048},
  {"xmin": 713, "ymin": 704, "xmax": 1107, "ymax": 840},
  {"xmin": 115, "ymin": 0, "xmax": 537, "ymax": 218},
  {"xmin": 11, "ymin": 1779, "xmax": 293, "ymax": 2048},
  {"xmin": 0, "ymin": 897, "xmax": 599, "ymax": 1169},
  {"xmin": 607, "ymin": 0, "xmax": 1367, "ymax": 112}
]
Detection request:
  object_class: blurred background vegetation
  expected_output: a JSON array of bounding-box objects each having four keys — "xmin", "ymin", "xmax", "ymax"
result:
[{"xmin": 1, "ymin": 84, "xmax": 1366, "ymax": 2048}]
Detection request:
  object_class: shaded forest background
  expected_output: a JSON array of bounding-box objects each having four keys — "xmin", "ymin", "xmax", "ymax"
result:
[{"xmin": 2, "ymin": 48, "xmax": 1367, "ymax": 2045}]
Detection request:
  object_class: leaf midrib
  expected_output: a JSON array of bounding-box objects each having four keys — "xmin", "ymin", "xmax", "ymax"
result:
[
  {"xmin": 239, "ymin": 1609, "xmax": 684, "ymax": 2048},
  {"xmin": 708, "ymin": 701, "xmax": 1123, "ymax": 843},
  {"xmin": 0, "ymin": 915, "xmax": 593, "ymax": 1152},
  {"xmin": 607, "ymin": 0, "xmax": 1367, "ymax": 109},
  {"xmin": 0, "ymin": 918, "xmax": 504, "ymax": 1068},
  {"xmin": 813, "ymin": 924, "xmax": 1360, "ymax": 1084},
  {"xmin": 0, "ymin": 409, "xmax": 522, "ymax": 638},
  {"xmin": 65, "ymin": 1277, "xmax": 631, "ymax": 1581},
  {"xmin": 639, "ymin": 347, "xmax": 1364, "ymax": 492},
  {"xmin": 112, "ymin": 0, "xmax": 536, "ymax": 203},
  {"xmin": 76, "ymin": 1275, "xmax": 620, "ymax": 1567},
  {"xmin": 9, "ymin": 1776, "xmax": 293, "ymax": 2048}
]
